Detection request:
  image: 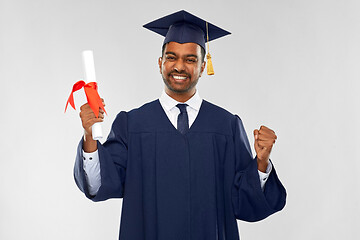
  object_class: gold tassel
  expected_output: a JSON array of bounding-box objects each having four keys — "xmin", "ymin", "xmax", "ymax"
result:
[
  {"xmin": 207, "ymin": 53, "xmax": 214, "ymax": 75},
  {"xmin": 206, "ymin": 21, "xmax": 214, "ymax": 75}
]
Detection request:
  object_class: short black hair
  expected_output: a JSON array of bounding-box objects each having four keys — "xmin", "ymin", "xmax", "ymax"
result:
[{"xmin": 162, "ymin": 43, "xmax": 206, "ymax": 63}]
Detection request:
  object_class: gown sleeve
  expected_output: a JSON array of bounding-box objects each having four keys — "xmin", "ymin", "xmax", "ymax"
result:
[
  {"xmin": 74, "ymin": 111, "xmax": 128, "ymax": 202},
  {"xmin": 231, "ymin": 115, "xmax": 286, "ymax": 222}
]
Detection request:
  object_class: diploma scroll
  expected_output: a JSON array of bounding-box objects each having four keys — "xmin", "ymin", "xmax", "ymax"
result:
[{"xmin": 82, "ymin": 50, "xmax": 103, "ymax": 140}]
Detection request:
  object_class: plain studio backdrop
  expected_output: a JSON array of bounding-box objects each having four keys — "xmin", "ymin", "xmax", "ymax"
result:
[{"xmin": 1, "ymin": 0, "xmax": 359, "ymax": 239}]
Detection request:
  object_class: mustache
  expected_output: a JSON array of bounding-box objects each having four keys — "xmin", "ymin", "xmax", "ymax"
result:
[{"xmin": 168, "ymin": 70, "xmax": 191, "ymax": 78}]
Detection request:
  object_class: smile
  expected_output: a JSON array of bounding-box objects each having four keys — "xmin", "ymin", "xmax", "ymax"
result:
[{"xmin": 172, "ymin": 75, "xmax": 188, "ymax": 80}]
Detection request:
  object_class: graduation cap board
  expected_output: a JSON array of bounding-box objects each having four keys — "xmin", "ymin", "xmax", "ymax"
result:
[{"xmin": 143, "ymin": 10, "xmax": 231, "ymax": 75}]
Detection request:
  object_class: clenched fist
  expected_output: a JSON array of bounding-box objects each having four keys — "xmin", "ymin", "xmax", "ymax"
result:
[
  {"xmin": 253, "ymin": 126, "xmax": 277, "ymax": 172},
  {"xmin": 79, "ymin": 99, "xmax": 105, "ymax": 152}
]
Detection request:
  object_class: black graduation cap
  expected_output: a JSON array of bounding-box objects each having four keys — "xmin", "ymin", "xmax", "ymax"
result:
[{"xmin": 143, "ymin": 10, "xmax": 231, "ymax": 75}]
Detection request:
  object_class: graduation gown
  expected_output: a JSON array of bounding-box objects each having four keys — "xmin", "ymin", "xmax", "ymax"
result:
[{"xmin": 74, "ymin": 99, "xmax": 286, "ymax": 240}]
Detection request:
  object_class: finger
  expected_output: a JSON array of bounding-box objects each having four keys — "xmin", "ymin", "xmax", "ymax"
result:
[
  {"xmin": 81, "ymin": 111, "xmax": 97, "ymax": 119},
  {"xmin": 253, "ymin": 129, "xmax": 259, "ymax": 140},
  {"xmin": 97, "ymin": 112, "xmax": 104, "ymax": 119},
  {"xmin": 254, "ymin": 140, "xmax": 261, "ymax": 155},
  {"xmin": 92, "ymin": 117, "xmax": 104, "ymax": 123},
  {"xmin": 257, "ymin": 141, "xmax": 276, "ymax": 149},
  {"xmin": 257, "ymin": 140, "xmax": 275, "ymax": 149},
  {"xmin": 83, "ymin": 110, "xmax": 103, "ymax": 117},
  {"xmin": 259, "ymin": 125, "xmax": 275, "ymax": 134},
  {"xmin": 257, "ymin": 137, "xmax": 276, "ymax": 143},
  {"xmin": 258, "ymin": 129, "xmax": 274, "ymax": 136},
  {"xmin": 80, "ymin": 103, "xmax": 90, "ymax": 111},
  {"xmin": 80, "ymin": 109, "xmax": 93, "ymax": 118},
  {"xmin": 81, "ymin": 103, "xmax": 106, "ymax": 114},
  {"xmin": 85, "ymin": 118, "xmax": 103, "ymax": 128},
  {"xmin": 257, "ymin": 134, "xmax": 277, "ymax": 142},
  {"xmin": 259, "ymin": 129, "xmax": 276, "ymax": 139},
  {"xmin": 80, "ymin": 110, "xmax": 95, "ymax": 121},
  {"xmin": 258, "ymin": 128, "xmax": 276, "ymax": 137},
  {"xmin": 257, "ymin": 144, "xmax": 273, "ymax": 155},
  {"xmin": 254, "ymin": 131, "xmax": 262, "ymax": 154},
  {"xmin": 85, "ymin": 112, "xmax": 104, "ymax": 120},
  {"xmin": 258, "ymin": 132, "xmax": 277, "ymax": 142},
  {"xmin": 255, "ymin": 145, "xmax": 271, "ymax": 162}
]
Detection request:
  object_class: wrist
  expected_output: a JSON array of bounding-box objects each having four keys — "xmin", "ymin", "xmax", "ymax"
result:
[
  {"xmin": 83, "ymin": 132, "xmax": 93, "ymax": 141},
  {"xmin": 83, "ymin": 132, "xmax": 97, "ymax": 153},
  {"xmin": 257, "ymin": 157, "xmax": 269, "ymax": 173}
]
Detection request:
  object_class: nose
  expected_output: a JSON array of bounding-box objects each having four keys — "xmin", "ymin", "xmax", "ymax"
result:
[{"xmin": 173, "ymin": 59, "xmax": 185, "ymax": 72}]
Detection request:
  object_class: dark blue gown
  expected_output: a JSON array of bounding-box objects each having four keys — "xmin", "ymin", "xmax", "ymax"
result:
[{"xmin": 74, "ymin": 99, "xmax": 286, "ymax": 240}]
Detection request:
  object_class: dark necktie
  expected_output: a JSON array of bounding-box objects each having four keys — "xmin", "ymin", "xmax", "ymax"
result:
[{"xmin": 176, "ymin": 103, "xmax": 189, "ymax": 134}]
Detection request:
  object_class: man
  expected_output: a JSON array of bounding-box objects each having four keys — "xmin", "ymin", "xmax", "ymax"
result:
[{"xmin": 74, "ymin": 10, "xmax": 286, "ymax": 240}]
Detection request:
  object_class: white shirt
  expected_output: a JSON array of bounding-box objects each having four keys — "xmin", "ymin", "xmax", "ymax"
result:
[
  {"xmin": 159, "ymin": 90, "xmax": 202, "ymax": 129},
  {"xmin": 82, "ymin": 90, "xmax": 272, "ymax": 196}
]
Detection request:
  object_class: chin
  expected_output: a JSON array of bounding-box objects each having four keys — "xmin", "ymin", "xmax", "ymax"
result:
[
  {"xmin": 164, "ymin": 80, "xmax": 187, "ymax": 92},
  {"xmin": 168, "ymin": 85, "xmax": 191, "ymax": 94}
]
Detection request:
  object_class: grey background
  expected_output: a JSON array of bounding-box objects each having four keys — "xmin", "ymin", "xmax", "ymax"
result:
[{"xmin": 1, "ymin": 0, "xmax": 359, "ymax": 239}]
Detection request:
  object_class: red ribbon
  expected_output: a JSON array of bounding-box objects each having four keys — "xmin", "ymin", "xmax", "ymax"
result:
[{"xmin": 65, "ymin": 80, "xmax": 106, "ymax": 118}]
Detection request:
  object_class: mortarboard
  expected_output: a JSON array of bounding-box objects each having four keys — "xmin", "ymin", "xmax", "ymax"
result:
[{"xmin": 143, "ymin": 10, "xmax": 231, "ymax": 75}]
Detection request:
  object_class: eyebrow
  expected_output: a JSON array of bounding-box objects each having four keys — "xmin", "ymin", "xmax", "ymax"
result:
[
  {"xmin": 186, "ymin": 54, "xmax": 198, "ymax": 59},
  {"xmin": 165, "ymin": 51, "xmax": 176, "ymax": 56},
  {"xmin": 165, "ymin": 52, "xmax": 198, "ymax": 59}
]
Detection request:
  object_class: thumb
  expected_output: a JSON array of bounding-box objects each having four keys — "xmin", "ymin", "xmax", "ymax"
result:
[
  {"xmin": 253, "ymin": 129, "xmax": 260, "ymax": 153},
  {"xmin": 253, "ymin": 129, "xmax": 259, "ymax": 140}
]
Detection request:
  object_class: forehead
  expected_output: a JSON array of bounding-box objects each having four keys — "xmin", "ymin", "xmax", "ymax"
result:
[{"xmin": 164, "ymin": 42, "xmax": 202, "ymax": 56}]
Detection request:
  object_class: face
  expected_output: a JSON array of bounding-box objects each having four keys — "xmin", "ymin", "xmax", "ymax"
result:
[{"xmin": 158, "ymin": 42, "xmax": 206, "ymax": 97}]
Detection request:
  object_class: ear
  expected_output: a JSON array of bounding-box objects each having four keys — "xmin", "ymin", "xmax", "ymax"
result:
[
  {"xmin": 158, "ymin": 57, "xmax": 162, "ymax": 74},
  {"xmin": 199, "ymin": 61, "xmax": 206, "ymax": 77}
]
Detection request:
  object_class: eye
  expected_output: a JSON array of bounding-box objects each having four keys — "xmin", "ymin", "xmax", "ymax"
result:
[
  {"xmin": 186, "ymin": 58, "xmax": 197, "ymax": 63},
  {"xmin": 166, "ymin": 56, "xmax": 175, "ymax": 60}
]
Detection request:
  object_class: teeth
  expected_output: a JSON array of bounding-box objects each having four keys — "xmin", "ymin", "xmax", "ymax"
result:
[{"xmin": 173, "ymin": 75, "xmax": 187, "ymax": 80}]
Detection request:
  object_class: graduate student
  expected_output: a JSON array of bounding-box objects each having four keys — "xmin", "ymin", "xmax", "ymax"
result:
[{"xmin": 74, "ymin": 10, "xmax": 286, "ymax": 240}]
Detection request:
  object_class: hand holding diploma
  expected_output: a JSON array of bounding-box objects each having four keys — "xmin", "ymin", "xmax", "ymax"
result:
[
  {"xmin": 65, "ymin": 50, "xmax": 106, "ymax": 151},
  {"xmin": 80, "ymin": 99, "xmax": 105, "ymax": 152}
]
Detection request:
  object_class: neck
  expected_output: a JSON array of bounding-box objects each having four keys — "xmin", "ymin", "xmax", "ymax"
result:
[{"xmin": 165, "ymin": 88, "xmax": 196, "ymax": 103}]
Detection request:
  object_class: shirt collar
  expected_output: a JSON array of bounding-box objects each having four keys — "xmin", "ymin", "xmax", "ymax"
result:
[{"xmin": 160, "ymin": 90, "xmax": 203, "ymax": 112}]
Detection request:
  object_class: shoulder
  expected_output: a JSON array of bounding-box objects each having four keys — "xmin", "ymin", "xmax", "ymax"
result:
[
  {"xmin": 199, "ymin": 100, "xmax": 241, "ymax": 135},
  {"xmin": 127, "ymin": 99, "xmax": 159, "ymax": 116},
  {"xmin": 113, "ymin": 100, "xmax": 162, "ymax": 132},
  {"xmin": 202, "ymin": 100, "xmax": 234, "ymax": 118},
  {"xmin": 201, "ymin": 100, "xmax": 239, "ymax": 124},
  {"xmin": 112, "ymin": 99, "xmax": 159, "ymax": 123}
]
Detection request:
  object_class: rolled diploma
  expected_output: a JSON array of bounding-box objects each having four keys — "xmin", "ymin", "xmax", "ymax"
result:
[{"xmin": 82, "ymin": 50, "xmax": 103, "ymax": 140}]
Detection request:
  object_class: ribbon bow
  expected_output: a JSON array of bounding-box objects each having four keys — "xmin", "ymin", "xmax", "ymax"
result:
[{"xmin": 65, "ymin": 80, "xmax": 106, "ymax": 118}]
